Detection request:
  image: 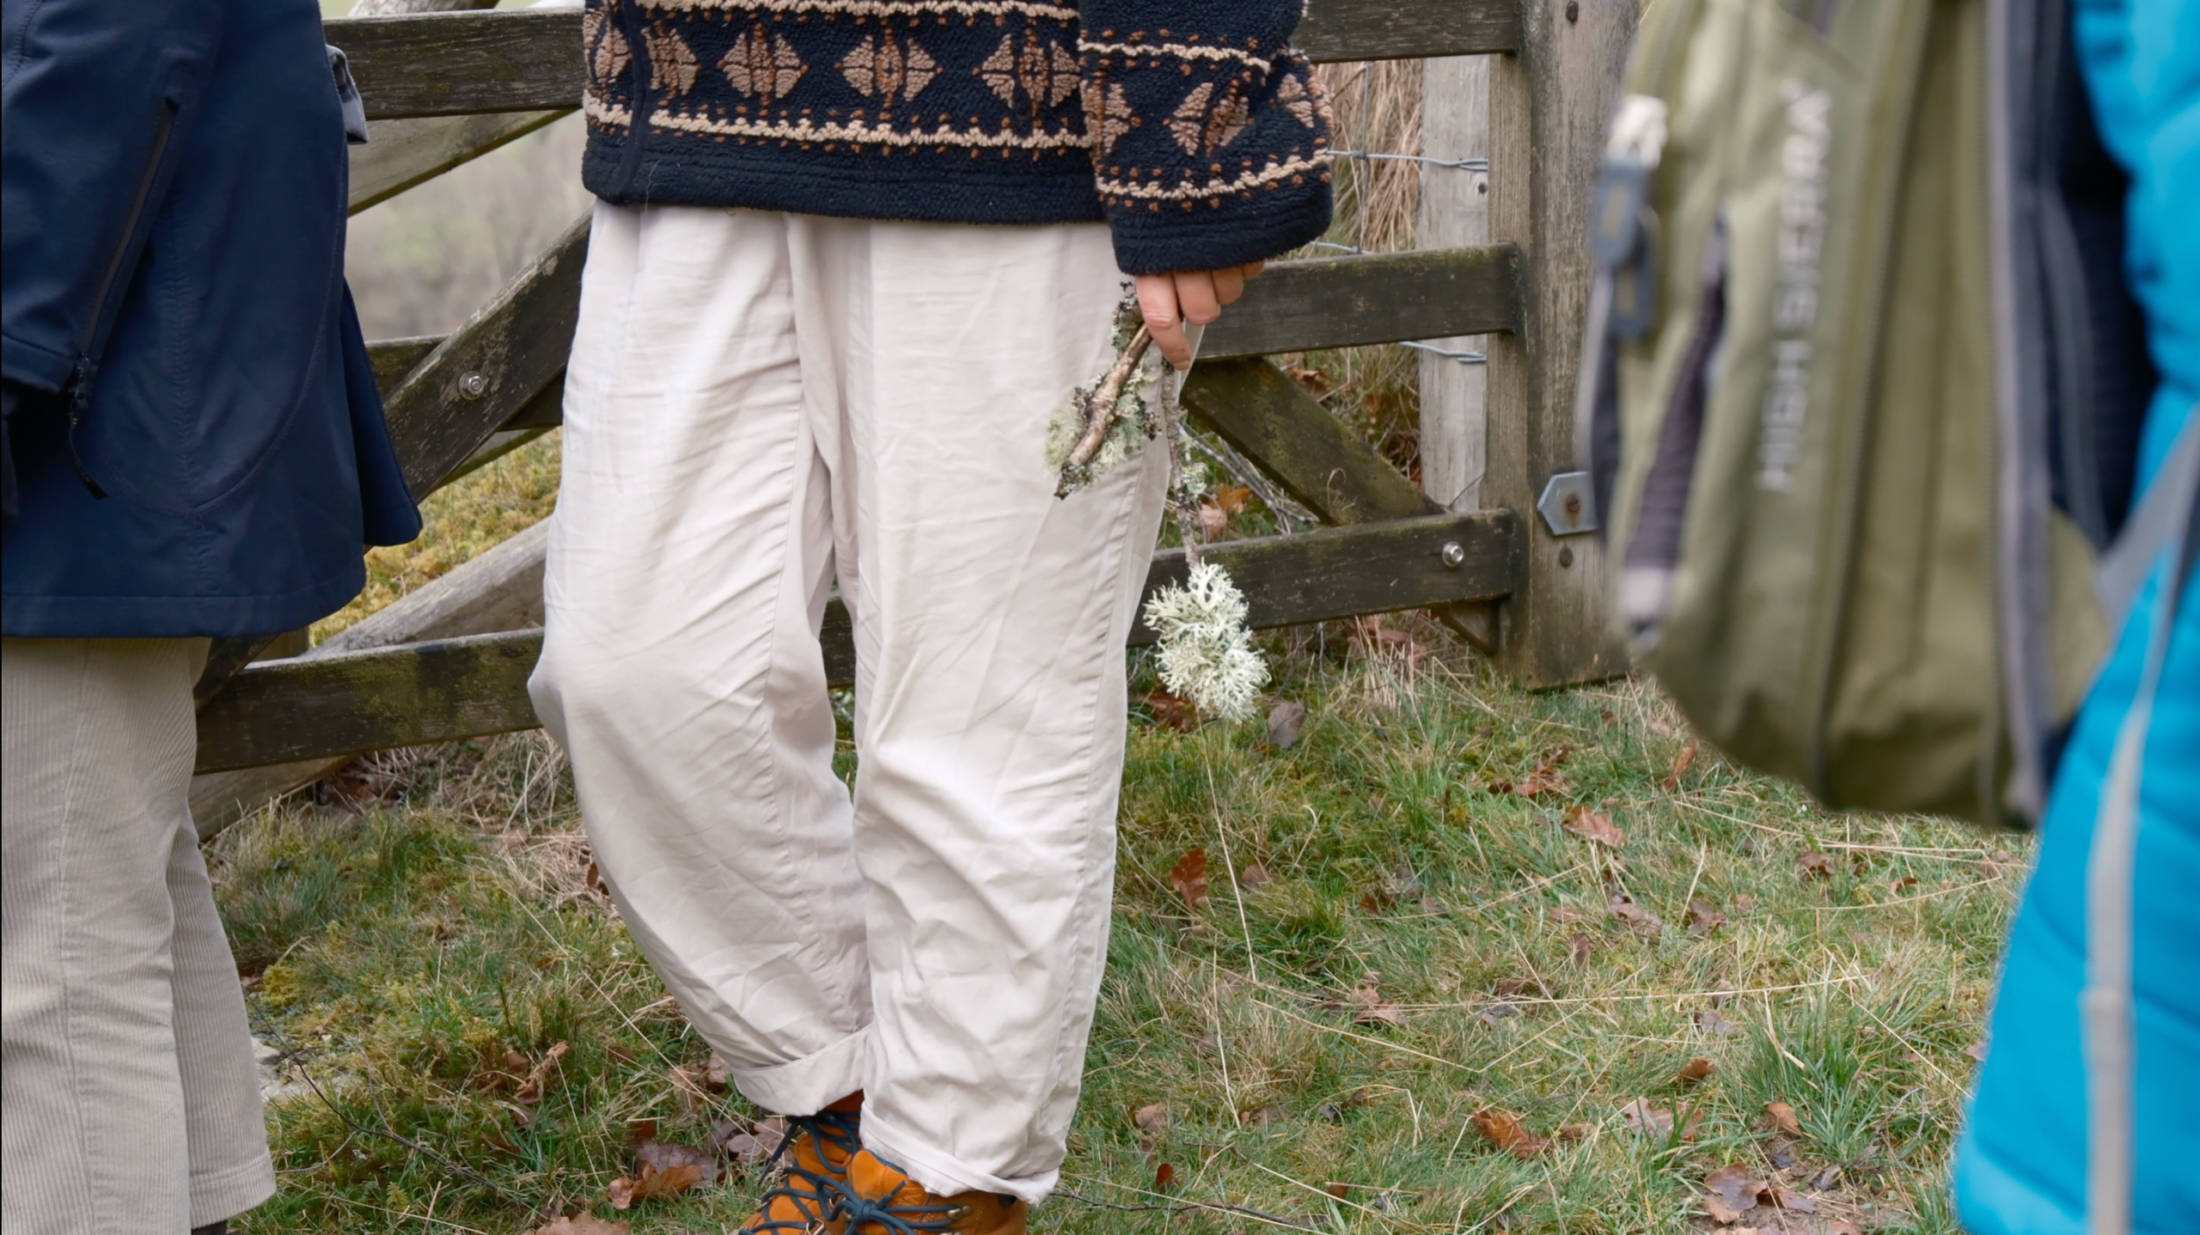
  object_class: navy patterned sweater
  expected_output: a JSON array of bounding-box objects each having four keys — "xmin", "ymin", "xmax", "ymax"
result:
[{"xmin": 581, "ymin": 0, "xmax": 1334, "ymax": 274}]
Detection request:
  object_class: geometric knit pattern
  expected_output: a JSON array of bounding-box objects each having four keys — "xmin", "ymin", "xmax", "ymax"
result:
[{"xmin": 580, "ymin": 0, "xmax": 1334, "ymax": 274}]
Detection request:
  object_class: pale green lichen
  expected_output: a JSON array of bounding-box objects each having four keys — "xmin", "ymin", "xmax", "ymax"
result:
[{"xmin": 1143, "ymin": 561, "xmax": 1269, "ymax": 722}]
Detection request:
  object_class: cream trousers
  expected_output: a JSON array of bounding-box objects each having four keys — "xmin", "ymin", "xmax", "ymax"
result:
[
  {"xmin": 1, "ymin": 637, "xmax": 274, "ymax": 1233},
  {"xmin": 530, "ymin": 204, "xmax": 1166, "ymax": 1204}
]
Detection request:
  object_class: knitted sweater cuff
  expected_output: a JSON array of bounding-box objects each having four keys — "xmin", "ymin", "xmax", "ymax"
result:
[{"xmin": 1105, "ymin": 181, "xmax": 1335, "ymax": 275}]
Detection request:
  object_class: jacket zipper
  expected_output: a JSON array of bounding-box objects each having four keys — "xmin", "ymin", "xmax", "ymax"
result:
[{"xmin": 65, "ymin": 97, "xmax": 179, "ymax": 498}]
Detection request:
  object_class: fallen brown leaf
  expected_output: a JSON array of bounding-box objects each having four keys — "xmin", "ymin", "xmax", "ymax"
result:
[
  {"xmin": 1169, "ymin": 849, "xmax": 1209, "ymax": 911},
  {"xmin": 1965, "ymin": 1038, "xmax": 1989, "ymax": 1063},
  {"xmin": 1267, "ymin": 700, "xmax": 1308, "ymax": 749},
  {"xmin": 1212, "ymin": 484, "xmax": 1253, "ymax": 516},
  {"xmin": 1768, "ymin": 1186, "xmax": 1817, "ymax": 1213},
  {"xmin": 1197, "ymin": 503, "xmax": 1229, "ymax": 539},
  {"xmin": 1568, "ymin": 932, "xmax": 1594, "ymax": 963},
  {"xmin": 1704, "ymin": 1163, "xmax": 1764, "ymax": 1224},
  {"xmin": 1677, "ymin": 1056, "xmax": 1714, "ymax": 1084},
  {"xmin": 1154, "ymin": 1161, "xmax": 1176, "ymax": 1190},
  {"xmin": 636, "ymin": 1139, "xmax": 717, "ymax": 1186},
  {"xmin": 1142, "ymin": 690, "xmax": 1197, "ymax": 732},
  {"xmin": 1554, "ymin": 1121, "xmax": 1592, "ymax": 1141},
  {"xmin": 1132, "ymin": 1101, "xmax": 1170, "ymax": 1132},
  {"xmin": 1618, "ymin": 1098, "xmax": 1672, "ymax": 1136},
  {"xmin": 1982, "ymin": 849, "xmax": 2017, "ymax": 878},
  {"xmin": 1238, "ymin": 861, "xmax": 1272, "ymax": 889},
  {"xmin": 1469, "ymin": 1107, "xmax": 1545, "ymax": 1160},
  {"xmin": 1796, "ymin": 850, "xmax": 1835, "ymax": 879},
  {"xmin": 606, "ymin": 1155, "xmax": 707, "ymax": 1210},
  {"xmin": 1324, "ymin": 1182, "xmax": 1351, "ymax": 1199},
  {"xmin": 1511, "ymin": 749, "xmax": 1573, "ymax": 799},
  {"xmin": 1685, "ymin": 900, "xmax": 1728, "ymax": 935},
  {"xmin": 526, "ymin": 1216, "xmax": 631, "ymax": 1235},
  {"xmin": 1661, "ymin": 742, "xmax": 1700, "ymax": 791},
  {"xmin": 712, "ymin": 1115, "xmax": 787, "ymax": 1165},
  {"xmin": 1608, "ymin": 892, "xmax": 1664, "ymax": 936},
  {"xmin": 1561, "ymin": 806, "xmax": 1626, "ymax": 847},
  {"xmin": 1765, "ymin": 1100, "xmax": 1803, "ymax": 1136}
]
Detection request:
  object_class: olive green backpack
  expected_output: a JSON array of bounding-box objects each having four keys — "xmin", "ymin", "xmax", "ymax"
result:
[{"xmin": 1579, "ymin": 0, "xmax": 2182, "ymax": 826}]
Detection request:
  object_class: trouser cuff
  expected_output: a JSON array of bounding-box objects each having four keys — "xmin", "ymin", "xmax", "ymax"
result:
[
  {"xmin": 860, "ymin": 1108, "xmax": 1057, "ymax": 1207},
  {"xmin": 728, "ymin": 1023, "xmax": 871, "ymax": 1116},
  {"xmin": 190, "ymin": 1150, "xmax": 275, "ymax": 1229}
]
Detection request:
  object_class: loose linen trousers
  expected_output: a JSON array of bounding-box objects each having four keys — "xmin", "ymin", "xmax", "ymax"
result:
[{"xmin": 530, "ymin": 204, "xmax": 1166, "ymax": 1203}]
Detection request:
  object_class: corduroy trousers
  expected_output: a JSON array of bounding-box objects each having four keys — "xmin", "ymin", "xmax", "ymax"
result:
[
  {"xmin": 530, "ymin": 203, "xmax": 1167, "ymax": 1204},
  {"xmin": 1, "ymin": 637, "xmax": 274, "ymax": 1233}
]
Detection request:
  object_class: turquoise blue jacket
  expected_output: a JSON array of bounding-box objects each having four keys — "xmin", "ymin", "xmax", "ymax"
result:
[{"xmin": 1955, "ymin": 1, "xmax": 2200, "ymax": 1231}]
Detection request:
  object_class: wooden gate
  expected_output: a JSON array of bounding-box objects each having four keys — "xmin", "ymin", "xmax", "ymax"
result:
[{"xmin": 192, "ymin": 0, "xmax": 1636, "ymax": 788}]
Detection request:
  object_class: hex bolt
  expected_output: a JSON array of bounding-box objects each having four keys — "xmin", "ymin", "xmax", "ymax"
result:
[
  {"xmin": 1563, "ymin": 492, "xmax": 1582, "ymax": 522},
  {"xmin": 1441, "ymin": 541, "xmax": 1466, "ymax": 569},
  {"xmin": 458, "ymin": 371, "xmax": 489, "ymax": 400},
  {"xmin": 1558, "ymin": 546, "xmax": 1575, "ymax": 568}
]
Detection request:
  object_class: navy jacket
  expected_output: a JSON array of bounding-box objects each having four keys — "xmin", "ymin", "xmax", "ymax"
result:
[{"xmin": 1, "ymin": 0, "xmax": 419, "ymax": 638}]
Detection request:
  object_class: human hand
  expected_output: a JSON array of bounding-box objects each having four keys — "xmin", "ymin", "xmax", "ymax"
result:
[{"xmin": 1135, "ymin": 262, "xmax": 1266, "ymax": 370}]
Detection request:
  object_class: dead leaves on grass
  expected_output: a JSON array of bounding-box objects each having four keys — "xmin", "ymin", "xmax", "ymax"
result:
[
  {"xmin": 1765, "ymin": 1099, "xmax": 1804, "ymax": 1137},
  {"xmin": 526, "ymin": 1215, "xmax": 630, "ymax": 1235},
  {"xmin": 1488, "ymin": 747, "xmax": 1571, "ymax": 798},
  {"xmin": 1661, "ymin": 741, "xmax": 1699, "ymax": 791},
  {"xmin": 1169, "ymin": 848, "xmax": 1209, "ymax": 911},
  {"xmin": 712, "ymin": 1114, "xmax": 788, "ymax": 1165},
  {"xmin": 1469, "ymin": 1107, "xmax": 1545, "ymax": 1159},
  {"xmin": 605, "ymin": 1135, "xmax": 716, "ymax": 1210},
  {"xmin": 1618, "ymin": 1097, "xmax": 1700, "ymax": 1140},
  {"xmin": 1326, "ymin": 971, "xmax": 1408, "ymax": 1026},
  {"xmin": 1142, "ymin": 690, "xmax": 1198, "ymax": 732},
  {"xmin": 1701, "ymin": 1162, "xmax": 1843, "ymax": 1229},
  {"xmin": 1561, "ymin": 805, "xmax": 1626, "ymax": 848},
  {"xmin": 1607, "ymin": 892, "xmax": 1664, "ymax": 937}
]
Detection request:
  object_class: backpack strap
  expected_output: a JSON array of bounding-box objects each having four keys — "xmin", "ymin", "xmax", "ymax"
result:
[{"xmin": 2084, "ymin": 405, "xmax": 2197, "ymax": 1235}]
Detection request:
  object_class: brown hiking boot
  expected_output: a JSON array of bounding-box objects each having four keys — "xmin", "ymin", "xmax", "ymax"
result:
[
  {"xmin": 837, "ymin": 1148, "xmax": 1029, "ymax": 1235},
  {"xmin": 738, "ymin": 1092, "xmax": 865, "ymax": 1235}
]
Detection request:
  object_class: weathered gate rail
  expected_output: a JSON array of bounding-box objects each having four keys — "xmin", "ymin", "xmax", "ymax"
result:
[{"xmin": 193, "ymin": 0, "xmax": 1631, "ymax": 778}]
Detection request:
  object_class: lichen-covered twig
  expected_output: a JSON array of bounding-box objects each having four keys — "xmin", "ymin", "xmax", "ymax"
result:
[{"xmin": 1064, "ymin": 324, "xmax": 1153, "ymax": 473}]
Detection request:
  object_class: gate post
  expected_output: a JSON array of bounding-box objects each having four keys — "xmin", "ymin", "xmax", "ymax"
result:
[{"xmin": 1483, "ymin": 0, "xmax": 1638, "ymax": 686}]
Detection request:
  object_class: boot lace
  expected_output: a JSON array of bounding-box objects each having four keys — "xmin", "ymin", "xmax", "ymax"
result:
[
  {"xmin": 740, "ymin": 1107, "xmax": 865, "ymax": 1235},
  {"xmin": 833, "ymin": 1151, "xmax": 965, "ymax": 1235}
]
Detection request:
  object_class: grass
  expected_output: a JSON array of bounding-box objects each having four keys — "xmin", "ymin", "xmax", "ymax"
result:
[{"xmin": 214, "ymin": 621, "xmax": 2026, "ymax": 1235}]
